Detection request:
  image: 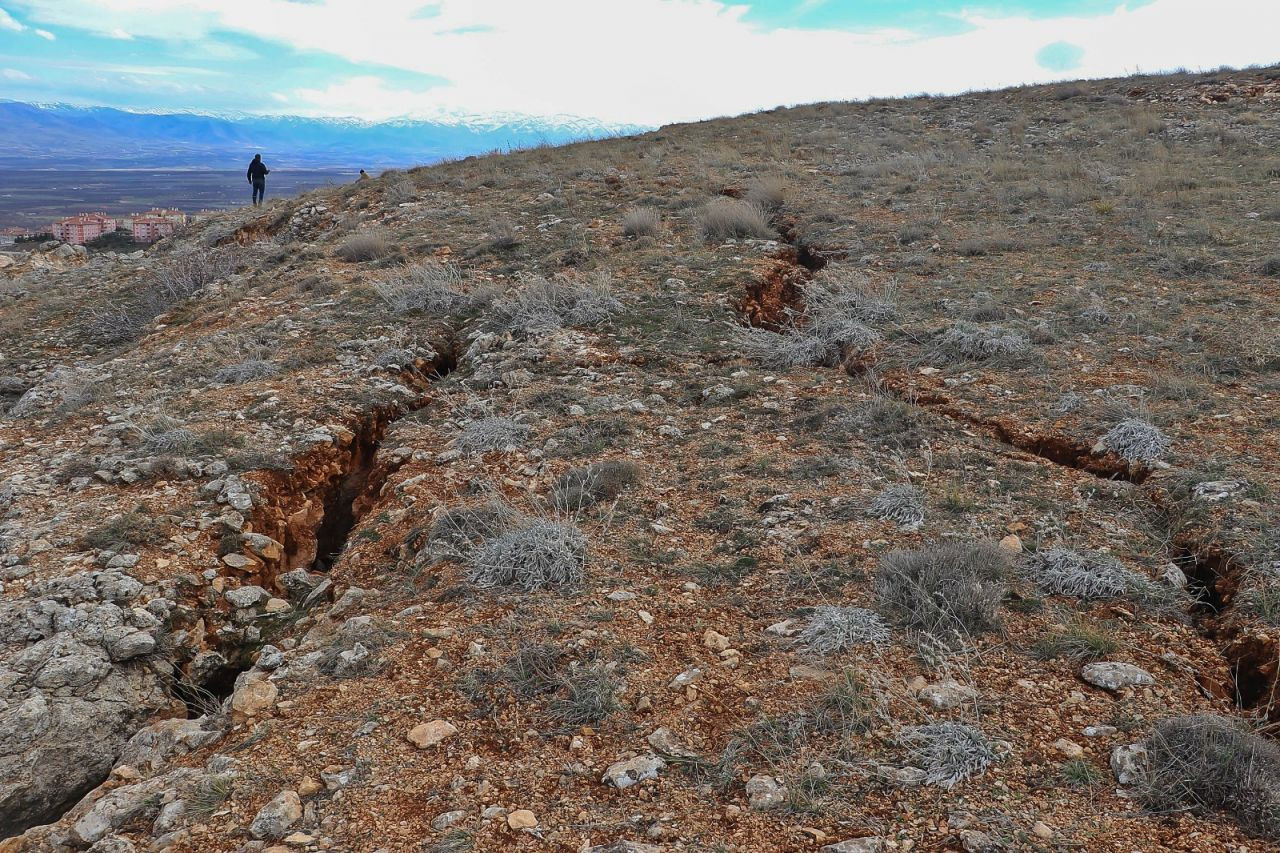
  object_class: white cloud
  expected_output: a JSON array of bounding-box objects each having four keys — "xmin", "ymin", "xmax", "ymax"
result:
[
  {"xmin": 0, "ymin": 7, "xmax": 25, "ymax": 31},
  {"xmin": 34, "ymin": 26, "xmax": 52, "ymax": 38},
  {"xmin": 2, "ymin": 67, "xmax": 33, "ymax": 80},
  {"xmin": 8, "ymin": 0, "xmax": 1280, "ymax": 124}
]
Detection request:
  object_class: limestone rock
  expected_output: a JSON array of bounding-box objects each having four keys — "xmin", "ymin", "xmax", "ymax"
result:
[
  {"xmin": 745, "ymin": 774, "xmax": 787, "ymax": 810},
  {"xmin": 918, "ymin": 679, "xmax": 979, "ymax": 710},
  {"xmin": 231, "ymin": 671, "xmax": 278, "ymax": 716},
  {"xmin": 1111, "ymin": 743, "xmax": 1149, "ymax": 785},
  {"xmin": 506, "ymin": 809, "xmax": 538, "ymax": 830},
  {"xmin": 249, "ymin": 790, "xmax": 303, "ymax": 840},
  {"xmin": 602, "ymin": 754, "xmax": 665, "ymax": 788},
  {"xmin": 408, "ymin": 719, "xmax": 458, "ymax": 748},
  {"xmin": 821, "ymin": 839, "xmax": 885, "ymax": 853},
  {"xmin": 1081, "ymin": 662, "xmax": 1154, "ymax": 691}
]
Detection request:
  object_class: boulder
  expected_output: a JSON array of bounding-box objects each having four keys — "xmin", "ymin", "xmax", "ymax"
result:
[
  {"xmin": 249, "ymin": 790, "xmax": 302, "ymax": 840},
  {"xmin": 1081, "ymin": 662, "xmax": 1154, "ymax": 692},
  {"xmin": 602, "ymin": 754, "xmax": 665, "ymax": 789}
]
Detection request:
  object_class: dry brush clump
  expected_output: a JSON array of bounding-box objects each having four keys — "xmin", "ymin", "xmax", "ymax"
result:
[
  {"xmin": 697, "ymin": 197, "xmax": 774, "ymax": 241},
  {"xmin": 798, "ymin": 606, "xmax": 891, "ymax": 654},
  {"xmin": 1099, "ymin": 418, "xmax": 1171, "ymax": 464},
  {"xmin": 930, "ymin": 322, "xmax": 1031, "ymax": 362},
  {"xmin": 1021, "ymin": 547, "xmax": 1183, "ymax": 611},
  {"xmin": 875, "ymin": 541, "xmax": 1012, "ymax": 643},
  {"xmin": 901, "ymin": 721, "xmax": 1000, "ymax": 788},
  {"xmin": 870, "ymin": 484, "xmax": 925, "ymax": 528},
  {"xmin": 746, "ymin": 176, "xmax": 788, "ymax": 212},
  {"xmin": 1138, "ymin": 714, "xmax": 1280, "ymax": 841},
  {"xmin": 488, "ymin": 271, "xmax": 621, "ymax": 334},
  {"xmin": 737, "ymin": 270, "xmax": 892, "ymax": 368},
  {"xmin": 621, "ymin": 206, "xmax": 661, "ymax": 238},
  {"xmin": 452, "ymin": 416, "xmax": 531, "ymax": 454},
  {"xmin": 336, "ymin": 229, "xmax": 393, "ymax": 262},
  {"xmin": 82, "ymin": 247, "xmax": 237, "ymax": 344},
  {"xmin": 374, "ymin": 261, "xmax": 487, "ymax": 315},
  {"xmin": 551, "ymin": 459, "xmax": 642, "ymax": 512}
]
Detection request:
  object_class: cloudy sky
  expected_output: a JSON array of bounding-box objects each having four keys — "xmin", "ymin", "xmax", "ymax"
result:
[{"xmin": 1, "ymin": 0, "xmax": 1278, "ymax": 126}]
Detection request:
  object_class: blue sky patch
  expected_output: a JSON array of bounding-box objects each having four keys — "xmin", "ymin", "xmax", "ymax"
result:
[{"xmin": 1036, "ymin": 40, "xmax": 1085, "ymax": 71}]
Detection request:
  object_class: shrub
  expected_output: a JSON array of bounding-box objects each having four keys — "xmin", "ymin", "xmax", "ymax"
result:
[
  {"xmin": 386, "ymin": 178, "xmax": 417, "ymax": 204},
  {"xmin": 81, "ymin": 249, "xmax": 235, "ymax": 344},
  {"xmin": 488, "ymin": 271, "xmax": 621, "ymax": 334},
  {"xmin": 810, "ymin": 669, "xmax": 878, "ymax": 738},
  {"xmin": 547, "ymin": 663, "xmax": 620, "ymax": 725},
  {"xmin": 452, "ymin": 416, "xmax": 530, "ymax": 454},
  {"xmin": 420, "ymin": 500, "xmax": 521, "ymax": 565},
  {"xmin": 141, "ymin": 427, "xmax": 199, "ymax": 454},
  {"xmin": 746, "ymin": 176, "xmax": 787, "ymax": 212},
  {"xmin": 501, "ymin": 643, "xmax": 563, "ymax": 698},
  {"xmin": 1100, "ymin": 418, "xmax": 1170, "ymax": 464},
  {"xmin": 212, "ymin": 359, "xmax": 278, "ymax": 385},
  {"xmin": 337, "ymin": 230, "xmax": 393, "ymax": 262},
  {"xmin": 736, "ymin": 271, "xmax": 890, "ymax": 368},
  {"xmin": 1022, "ymin": 546, "xmax": 1181, "ymax": 610},
  {"xmin": 374, "ymin": 261, "xmax": 480, "ymax": 315},
  {"xmin": 956, "ymin": 234, "xmax": 1019, "ymax": 256},
  {"xmin": 931, "ymin": 323, "xmax": 1031, "ymax": 362},
  {"xmin": 901, "ymin": 721, "xmax": 999, "ymax": 788},
  {"xmin": 621, "ymin": 206, "xmax": 661, "ymax": 238},
  {"xmin": 799, "ymin": 606, "xmax": 890, "ymax": 654},
  {"xmin": 875, "ymin": 541, "xmax": 1011, "ymax": 642},
  {"xmin": 79, "ymin": 510, "xmax": 167, "ymax": 551},
  {"xmin": 467, "ymin": 519, "xmax": 587, "ymax": 591},
  {"xmin": 152, "ymin": 248, "xmax": 236, "ymax": 301},
  {"xmin": 1059, "ymin": 758, "xmax": 1103, "ymax": 787},
  {"xmin": 551, "ymin": 459, "xmax": 642, "ymax": 512},
  {"xmin": 1032, "ymin": 618, "xmax": 1119, "ymax": 661},
  {"xmin": 870, "ymin": 484, "xmax": 925, "ymax": 528},
  {"xmin": 697, "ymin": 198, "xmax": 774, "ymax": 241},
  {"xmin": 1139, "ymin": 714, "xmax": 1280, "ymax": 840}
]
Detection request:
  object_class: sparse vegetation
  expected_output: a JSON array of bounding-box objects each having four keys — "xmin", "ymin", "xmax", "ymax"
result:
[
  {"xmin": 901, "ymin": 721, "xmax": 999, "ymax": 788},
  {"xmin": 467, "ymin": 519, "xmax": 587, "ymax": 592},
  {"xmin": 876, "ymin": 541, "xmax": 1012, "ymax": 642},
  {"xmin": 1033, "ymin": 617, "xmax": 1119, "ymax": 661},
  {"xmin": 798, "ymin": 606, "xmax": 890, "ymax": 654},
  {"xmin": 931, "ymin": 322, "xmax": 1031, "ymax": 362},
  {"xmin": 337, "ymin": 229, "xmax": 393, "ymax": 262},
  {"xmin": 488, "ymin": 271, "xmax": 621, "ymax": 333},
  {"xmin": 551, "ymin": 459, "xmax": 642, "ymax": 511},
  {"xmin": 622, "ymin": 206, "xmax": 661, "ymax": 238},
  {"xmin": 1138, "ymin": 715, "xmax": 1280, "ymax": 841},
  {"xmin": 697, "ymin": 197, "xmax": 774, "ymax": 241},
  {"xmin": 1100, "ymin": 418, "xmax": 1171, "ymax": 464},
  {"xmin": 547, "ymin": 663, "xmax": 620, "ymax": 726},
  {"xmin": 453, "ymin": 416, "xmax": 530, "ymax": 454},
  {"xmin": 374, "ymin": 261, "xmax": 482, "ymax": 315},
  {"xmin": 1022, "ymin": 547, "xmax": 1182, "ymax": 610},
  {"xmin": 870, "ymin": 484, "xmax": 925, "ymax": 528}
]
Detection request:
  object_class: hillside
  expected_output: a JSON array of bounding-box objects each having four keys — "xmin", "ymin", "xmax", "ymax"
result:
[
  {"xmin": 0, "ymin": 102, "xmax": 646, "ymax": 169},
  {"xmin": 0, "ymin": 66, "xmax": 1278, "ymax": 853}
]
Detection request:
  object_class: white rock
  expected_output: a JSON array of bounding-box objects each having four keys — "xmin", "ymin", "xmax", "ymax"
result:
[
  {"xmin": 745, "ymin": 774, "xmax": 787, "ymax": 810},
  {"xmin": 601, "ymin": 754, "xmax": 665, "ymax": 789},
  {"xmin": 1111, "ymin": 743, "xmax": 1149, "ymax": 785},
  {"xmin": 1081, "ymin": 662, "xmax": 1154, "ymax": 691}
]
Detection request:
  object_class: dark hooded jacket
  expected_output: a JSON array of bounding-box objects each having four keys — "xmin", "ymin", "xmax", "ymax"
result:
[{"xmin": 247, "ymin": 158, "xmax": 269, "ymax": 182}]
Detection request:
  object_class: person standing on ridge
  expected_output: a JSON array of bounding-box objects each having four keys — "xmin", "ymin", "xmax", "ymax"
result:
[{"xmin": 247, "ymin": 154, "xmax": 270, "ymax": 206}]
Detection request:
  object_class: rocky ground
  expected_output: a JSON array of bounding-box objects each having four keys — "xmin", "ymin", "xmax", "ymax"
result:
[{"xmin": 0, "ymin": 67, "xmax": 1278, "ymax": 853}]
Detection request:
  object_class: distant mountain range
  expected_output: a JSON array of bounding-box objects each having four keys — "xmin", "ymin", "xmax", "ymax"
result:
[{"xmin": 0, "ymin": 102, "xmax": 650, "ymax": 169}]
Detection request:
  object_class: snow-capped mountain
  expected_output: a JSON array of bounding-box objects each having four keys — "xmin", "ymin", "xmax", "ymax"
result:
[{"xmin": 0, "ymin": 102, "xmax": 651, "ymax": 169}]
